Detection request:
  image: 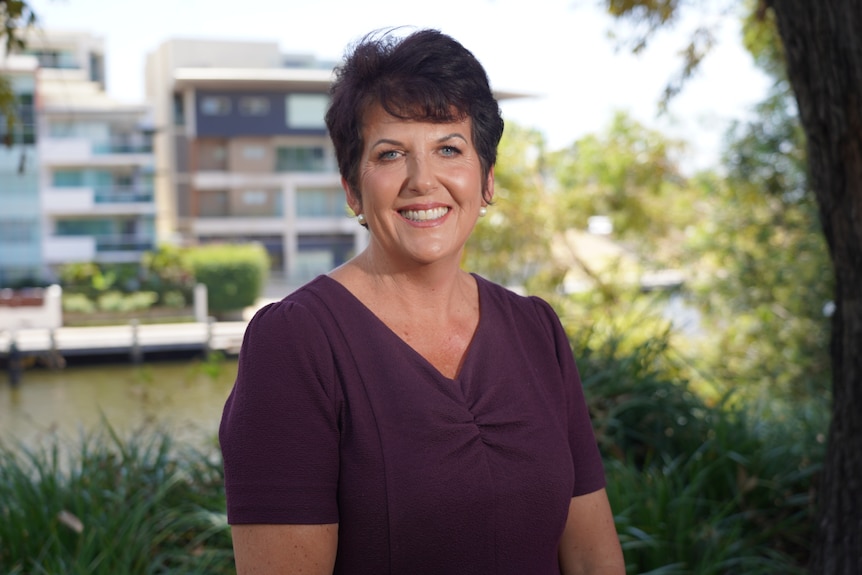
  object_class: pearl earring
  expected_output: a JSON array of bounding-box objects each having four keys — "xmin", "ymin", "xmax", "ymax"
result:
[
  {"xmin": 479, "ymin": 206, "xmax": 488, "ymax": 217},
  {"xmin": 357, "ymin": 213, "xmax": 366, "ymax": 225}
]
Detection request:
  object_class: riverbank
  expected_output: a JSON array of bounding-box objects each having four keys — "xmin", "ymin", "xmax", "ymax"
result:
[{"xmin": 0, "ymin": 276, "xmax": 299, "ymax": 381}]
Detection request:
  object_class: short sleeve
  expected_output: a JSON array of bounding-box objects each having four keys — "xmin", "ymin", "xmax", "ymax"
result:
[
  {"xmin": 219, "ymin": 299, "xmax": 340, "ymax": 524},
  {"xmin": 530, "ymin": 297, "xmax": 606, "ymax": 497}
]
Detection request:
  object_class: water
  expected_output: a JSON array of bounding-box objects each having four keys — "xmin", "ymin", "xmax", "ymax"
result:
[{"xmin": 0, "ymin": 358, "xmax": 238, "ymax": 450}]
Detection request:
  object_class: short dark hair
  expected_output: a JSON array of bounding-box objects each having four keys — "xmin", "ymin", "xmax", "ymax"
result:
[{"xmin": 325, "ymin": 28, "xmax": 504, "ymax": 203}]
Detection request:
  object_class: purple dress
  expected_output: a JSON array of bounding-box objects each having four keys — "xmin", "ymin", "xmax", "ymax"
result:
[{"xmin": 219, "ymin": 274, "xmax": 605, "ymax": 574}]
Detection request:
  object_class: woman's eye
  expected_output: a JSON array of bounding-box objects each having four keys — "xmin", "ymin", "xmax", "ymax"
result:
[
  {"xmin": 378, "ymin": 150, "xmax": 400, "ymax": 161},
  {"xmin": 440, "ymin": 145, "xmax": 461, "ymax": 156}
]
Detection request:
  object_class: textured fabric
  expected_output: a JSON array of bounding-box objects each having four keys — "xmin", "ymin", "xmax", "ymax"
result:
[{"xmin": 219, "ymin": 274, "xmax": 605, "ymax": 574}]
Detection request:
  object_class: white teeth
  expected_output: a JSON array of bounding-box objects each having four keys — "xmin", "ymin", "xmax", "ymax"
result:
[{"xmin": 400, "ymin": 207, "xmax": 449, "ymax": 221}]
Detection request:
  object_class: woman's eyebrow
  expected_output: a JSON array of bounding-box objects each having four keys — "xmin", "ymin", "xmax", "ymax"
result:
[
  {"xmin": 437, "ymin": 132, "xmax": 468, "ymax": 143},
  {"xmin": 370, "ymin": 138, "xmax": 402, "ymax": 148}
]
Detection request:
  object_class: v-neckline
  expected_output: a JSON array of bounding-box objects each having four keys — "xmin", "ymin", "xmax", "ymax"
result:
[{"xmin": 317, "ymin": 274, "xmax": 485, "ymax": 383}]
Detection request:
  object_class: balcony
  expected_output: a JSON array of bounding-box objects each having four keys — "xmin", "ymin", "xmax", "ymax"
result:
[
  {"xmin": 94, "ymin": 234, "xmax": 155, "ymax": 253},
  {"xmin": 44, "ymin": 235, "xmax": 96, "ymax": 263},
  {"xmin": 41, "ymin": 137, "xmax": 154, "ymax": 166},
  {"xmin": 43, "ymin": 186, "xmax": 155, "ymax": 215},
  {"xmin": 44, "ymin": 234, "xmax": 155, "ymax": 265},
  {"xmin": 92, "ymin": 141, "xmax": 153, "ymax": 155}
]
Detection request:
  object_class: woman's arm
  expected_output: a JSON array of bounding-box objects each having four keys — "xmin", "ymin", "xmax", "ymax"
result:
[
  {"xmin": 232, "ymin": 523, "xmax": 338, "ymax": 575},
  {"xmin": 558, "ymin": 488, "xmax": 625, "ymax": 575}
]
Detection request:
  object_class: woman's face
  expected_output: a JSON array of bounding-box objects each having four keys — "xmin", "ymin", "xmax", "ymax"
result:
[{"xmin": 347, "ymin": 105, "xmax": 493, "ymax": 270}]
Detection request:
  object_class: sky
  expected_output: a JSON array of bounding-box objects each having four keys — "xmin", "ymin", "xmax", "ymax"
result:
[{"xmin": 27, "ymin": 0, "xmax": 772, "ymax": 171}]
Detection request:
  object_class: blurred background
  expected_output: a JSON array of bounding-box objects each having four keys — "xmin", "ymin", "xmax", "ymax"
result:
[{"xmin": 0, "ymin": 1, "xmax": 835, "ymax": 573}]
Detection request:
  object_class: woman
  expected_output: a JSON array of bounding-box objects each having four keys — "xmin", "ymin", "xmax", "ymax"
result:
[{"xmin": 219, "ymin": 28, "xmax": 625, "ymax": 574}]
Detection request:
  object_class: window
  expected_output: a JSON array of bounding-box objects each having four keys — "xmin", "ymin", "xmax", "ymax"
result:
[
  {"xmin": 173, "ymin": 93, "xmax": 186, "ymax": 126},
  {"xmin": 201, "ymin": 96, "xmax": 231, "ymax": 116},
  {"xmin": 25, "ymin": 49, "xmax": 78, "ymax": 69},
  {"xmin": 296, "ymin": 188, "xmax": 345, "ymax": 218},
  {"xmin": 242, "ymin": 190, "xmax": 268, "ymax": 205},
  {"xmin": 285, "ymin": 94, "xmax": 328, "ymax": 129},
  {"xmin": 0, "ymin": 220, "xmax": 35, "ymax": 243},
  {"xmin": 198, "ymin": 190, "xmax": 229, "ymax": 217},
  {"xmin": 49, "ymin": 120, "xmax": 110, "ymax": 140},
  {"xmin": 295, "ymin": 234, "xmax": 355, "ymax": 281},
  {"xmin": 212, "ymin": 146, "xmax": 227, "ymax": 162},
  {"xmin": 239, "ymin": 96, "xmax": 270, "ymax": 116},
  {"xmin": 53, "ymin": 171, "xmax": 84, "ymax": 187},
  {"xmin": 242, "ymin": 145, "xmax": 266, "ymax": 160},
  {"xmin": 276, "ymin": 146, "xmax": 326, "ymax": 172}
]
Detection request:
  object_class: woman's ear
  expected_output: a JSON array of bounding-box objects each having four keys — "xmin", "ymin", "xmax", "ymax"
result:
[
  {"xmin": 342, "ymin": 176, "xmax": 362, "ymax": 216},
  {"xmin": 483, "ymin": 167, "xmax": 495, "ymax": 204}
]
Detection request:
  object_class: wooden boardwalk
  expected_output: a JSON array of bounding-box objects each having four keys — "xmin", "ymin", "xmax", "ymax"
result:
[{"xmin": 0, "ymin": 320, "xmax": 248, "ymax": 364}]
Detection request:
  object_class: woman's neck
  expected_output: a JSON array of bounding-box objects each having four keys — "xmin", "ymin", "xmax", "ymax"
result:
[{"xmin": 332, "ymin": 248, "xmax": 475, "ymax": 319}]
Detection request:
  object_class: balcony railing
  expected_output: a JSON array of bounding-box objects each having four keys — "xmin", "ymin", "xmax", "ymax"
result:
[
  {"xmin": 92, "ymin": 141, "xmax": 153, "ymax": 155},
  {"xmin": 93, "ymin": 186, "xmax": 154, "ymax": 204},
  {"xmin": 94, "ymin": 234, "xmax": 155, "ymax": 253}
]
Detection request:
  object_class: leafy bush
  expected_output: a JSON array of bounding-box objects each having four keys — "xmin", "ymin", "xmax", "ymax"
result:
[
  {"xmin": 0, "ymin": 425, "xmax": 233, "ymax": 574},
  {"xmin": 574, "ymin": 322, "xmax": 825, "ymax": 573},
  {"xmin": 62, "ymin": 292, "xmax": 96, "ymax": 314},
  {"xmin": 184, "ymin": 243, "xmax": 269, "ymax": 315},
  {"xmin": 96, "ymin": 290, "xmax": 158, "ymax": 313},
  {"xmin": 141, "ymin": 245, "xmax": 196, "ymax": 307}
]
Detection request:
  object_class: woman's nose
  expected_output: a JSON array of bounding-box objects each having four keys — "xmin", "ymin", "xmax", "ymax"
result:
[{"xmin": 405, "ymin": 155, "xmax": 438, "ymax": 194}]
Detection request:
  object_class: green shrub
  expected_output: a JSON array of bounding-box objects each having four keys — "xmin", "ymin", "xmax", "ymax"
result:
[
  {"xmin": 573, "ymin": 323, "xmax": 825, "ymax": 573},
  {"xmin": 185, "ymin": 243, "xmax": 269, "ymax": 315},
  {"xmin": 0, "ymin": 425, "xmax": 233, "ymax": 574},
  {"xmin": 141, "ymin": 245, "xmax": 196, "ymax": 306},
  {"xmin": 62, "ymin": 292, "xmax": 96, "ymax": 314},
  {"xmin": 96, "ymin": 290, "xmax": 158, "ymax": 313},
  {"xmin": 162, "ymin": 289, "xmax": 188, "ymax": 309}
]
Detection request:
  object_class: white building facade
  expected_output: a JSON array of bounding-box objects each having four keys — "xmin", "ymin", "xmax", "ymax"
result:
[{"xmin": 1, "ymin": 30, "xmax": 156, "ymax": 285}]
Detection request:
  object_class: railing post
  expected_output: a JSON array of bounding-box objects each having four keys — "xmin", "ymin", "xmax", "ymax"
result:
[
  {"xmin": 130, "ymin": 319, "xmax": 142, "ymax": 364},
  {"xmin": 205, "ymin": 316, "xmax": 215, "ymax": 355},
  {"xmin": 8, "ymin": 334, "xmax": 22, "ymax": 388}
]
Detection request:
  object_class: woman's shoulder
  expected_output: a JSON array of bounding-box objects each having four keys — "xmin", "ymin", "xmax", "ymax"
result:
[
  {"xmin": 474, "ymin": 274, "xmax": 556, "ymax": 316},
  {"xmin": 246, "ymin": 276, "xmax": 347, "ymax": 333}
]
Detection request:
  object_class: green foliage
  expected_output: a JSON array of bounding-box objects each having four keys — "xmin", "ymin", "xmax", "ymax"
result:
[
  {"xmin": 741, "ymin": 0, "xmax": 786, "ymax": 81},
  {"xmin": 466, "ymin": 123, "xmax": 565, "ymax": 292},
  {"xmin": 58, "ymin": 262, "xmax": 140, "ymax": 297},
  {"xmin": 469, "ymin": 114, "xmax": 697, "ymax": 300},
  {"xmin": 60, "ymin": 292, "xmax": 96, "ymax": 314},
  {"xmin": 1, "ymin": 0, "xmax": 38, "ymax": 145},
  {"xmin": 58, "ymin": 247, "xmax": 198, "ymax": 317},
  {"xmin": 95, "ymin": 290, "xmax": 158, "ymax": 313},
  {"xmin": 141, "ymin": 245, "xmax": 196, "ymax": 307},
  {"xmin": 575, "ymin": 318, "xmax": 825, "ymax": 573},
  {"xmin": 184, "ymin": 243, "xmax": 269, "ymax": 314},
  {"xmin": 682, "ymin": 89, "xmax": 831, "ymax": 399},
  {"xmin": 0, "ymin": 0, "xmax": 37, "ymax": 53},
  {"xmin": 0, "ymin": 425, "xmax": 233, "ymax": 574},
  {"xmin": 551, "ymin": 111, "xmax": 693, "ymax": 266}
]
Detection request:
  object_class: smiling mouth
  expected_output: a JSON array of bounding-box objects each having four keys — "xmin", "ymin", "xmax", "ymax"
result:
[{"xmin": 399, "ymin": 207, "xmax": 450, "ymax": 222}]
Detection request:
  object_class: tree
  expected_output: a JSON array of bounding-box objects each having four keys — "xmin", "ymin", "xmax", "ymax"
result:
[
  {"xmin": 465, "ymin": 122, "xmax": 565, "ymax": 293},
  {"xmin": 0, "ymin": 0, "xmax": 37, "ymax": 144},
  {"xmin": 604, "ymin": 1, "xmax": 862, "ymax": 571},
  {"xmin": 685, "ymin": 107, "xmax": 832, "ymax": 401},
  {"xmin": 551, "ymin": 110, "xmax": 691, "ymax": 265}
]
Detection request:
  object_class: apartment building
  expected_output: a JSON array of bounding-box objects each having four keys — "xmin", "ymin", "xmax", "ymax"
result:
[
  {"xmin": 0, "ymin": 53, "xmax": 39, "ymax": 286},
  {"xmin": 0, "ymin": 30, "xmax": 156, "ymax": 286},
  {"xmin": 33, "ymin": 31, "xmax": 156, "ymax": 273},
  {"xmin": 146, "ymin": 39, "xmax": 364, "ymax": 286}
]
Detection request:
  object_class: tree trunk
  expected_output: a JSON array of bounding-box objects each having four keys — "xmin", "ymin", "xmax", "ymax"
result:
[{"xmin": 766, "ymin": 1, "xmax": 862, "ymax": 573}]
